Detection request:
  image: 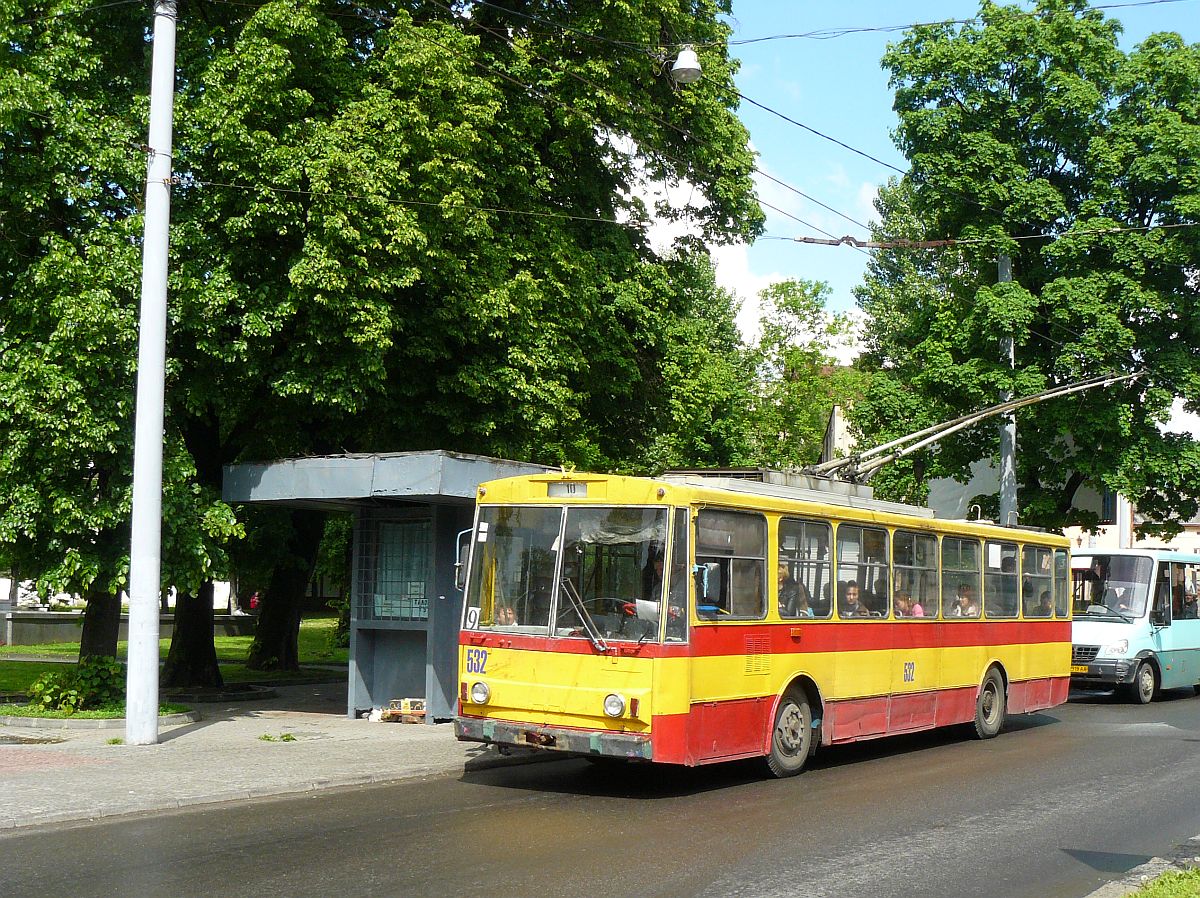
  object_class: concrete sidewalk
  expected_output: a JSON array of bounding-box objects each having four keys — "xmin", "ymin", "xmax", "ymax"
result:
[{"xmin": 0, "ymin": 681, "xmax": 524, "ymax": 831}]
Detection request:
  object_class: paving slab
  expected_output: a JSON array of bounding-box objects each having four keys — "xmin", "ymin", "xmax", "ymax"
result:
[{"xmin": 0, "ymin": 682, "xmax": 532, "ymax": 831}]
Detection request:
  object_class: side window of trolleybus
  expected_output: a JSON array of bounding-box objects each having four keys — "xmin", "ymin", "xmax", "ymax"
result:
[
  {"xmin": 836, "ymin": 525, "xmax": 889, "ymax": 618},
  {"xmin": 894, "ymin": 530, "xmax": 938, "ymax": 618},
  {"xmin": 943, "ymin": 537, "xmax": 981, "ymax": 618},
  {"xmin": 694, "ymin": 509, "xmax": 766, "ymax": 619},
  {"xmin": 984, "ymin": 541, "xmax": 1020, "ymax": 618},
  {"xmin": 1054, "ymin": 549, "xmax": 1069, "ymax": 617},
  {"xmin": 778, "ymin": 518, "xmax": 832, "ymax": 619},
  {"xmin": 1022, "ymin": 546, "xmax": 1053, "ymax": 617}
]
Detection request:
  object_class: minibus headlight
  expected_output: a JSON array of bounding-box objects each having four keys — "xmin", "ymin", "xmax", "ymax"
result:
[
  {"xmin": 603, "ymin": 693, "xmax": 626, "ymax": 718},
  {"xmin": 1104, "ymin": 639, "xmax": 1129, "ymax": 656},
  {"xmin": 470, "ymin": 682, "xmax": 491, "ymax": 704}
]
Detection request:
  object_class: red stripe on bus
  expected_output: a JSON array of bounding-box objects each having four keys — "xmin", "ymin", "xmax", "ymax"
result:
[
  {"xmin": 458, "ymin": 619, "xmax": 1070, "ymax": 658},
  {"xmin": 690, "ymin": 620, "xmax": 1070, "ymax": 656},
  {"xmin": 653, "ymin": 675, "xmax": 1069, "ymax": 763}
]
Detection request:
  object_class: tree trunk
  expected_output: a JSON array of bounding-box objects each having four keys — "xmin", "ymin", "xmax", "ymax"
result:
[
  {"xmin": 162, "ymin": 580, "xmax": 224, "ymax": 688},
  {"xmin": 247, "ymin": 509, "xmax": 325, "ymax": 671},
  {"xmin": 79, "ymin": 584, "xmax": 121, "ymax": 659}
]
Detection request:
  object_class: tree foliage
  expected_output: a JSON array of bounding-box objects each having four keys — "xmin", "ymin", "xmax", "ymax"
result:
[
  {"xmin": 854, "ymin": 0, "xmax": 1200, "ymax": 533},
  {"xmin": 0, "ymin": 0, "xmax": 761, "ymax": 669},
  {"xmin": 743, "ymin": 280, "xmax": 866, "ymax": 469}
]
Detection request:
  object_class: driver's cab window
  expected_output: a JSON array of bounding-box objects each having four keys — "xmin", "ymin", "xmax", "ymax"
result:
[{"xmin": 694, "ymin": 509, "xmax": 766, "ymax": 619}]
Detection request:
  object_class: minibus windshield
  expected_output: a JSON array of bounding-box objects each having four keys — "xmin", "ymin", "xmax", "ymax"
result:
[{"xmin": 1072, "ymin": 554, "xmax": 1153, "ymax": 620}]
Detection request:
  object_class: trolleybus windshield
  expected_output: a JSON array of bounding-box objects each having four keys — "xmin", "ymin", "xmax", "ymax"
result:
[{"xmin": 463, "ymin": 505, "xmax": 668, "ymax": 643}]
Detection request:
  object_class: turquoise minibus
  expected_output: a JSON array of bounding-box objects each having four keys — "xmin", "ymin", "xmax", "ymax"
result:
[{"xmin": 1071, "ymin": 549, "xmax": 1200, "ymax": 703}]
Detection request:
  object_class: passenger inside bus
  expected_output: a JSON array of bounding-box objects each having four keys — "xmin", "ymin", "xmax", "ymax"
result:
[
  {"xmin": 839, "ymin": 581, "xmax": 872, "ymax": 618},
  {"xmin": 895, "ymin": 591, "xmax": 923, "ymax": 617},
  {"xmin": 950, "ymin": 584, "xmax": 979, "ymax": 618},
  {"xmin": 1033, "ymin": 591, "xmax": 1052, "ymax": 617},
  {"xmin": 778, "ymin": 564, "xmax": 813, "ymax": 617}
]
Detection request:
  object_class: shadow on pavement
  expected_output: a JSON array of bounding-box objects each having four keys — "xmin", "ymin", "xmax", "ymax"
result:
[{"xmin": 1060, "ymin": 847, "xmax": 1153, "ymax": 874}]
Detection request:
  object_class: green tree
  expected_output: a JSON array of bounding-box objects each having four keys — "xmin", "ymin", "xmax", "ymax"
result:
[
  {"xmin": 0, "ymin": 0, "xmax": 239, "ymax": 658},
  {"xmin": 163, "ymin": 1, "xmax": 762, "ymax": 670},
  {"xmin": 743, "ymin": 280, "xmax": 866, "ymax": 469},
  {"xmin": 1, "ymin": 0, "xmax": 762, "ymax": 677},
  {"xmin": 854, "ymin": 0, "xmax": 1200, "ymax": 532}
]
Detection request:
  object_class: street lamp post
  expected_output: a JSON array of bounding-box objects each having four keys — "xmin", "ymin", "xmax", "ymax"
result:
[{"xmin": 126, "ymin": 0, "xmax": 179, "ymax": 746}]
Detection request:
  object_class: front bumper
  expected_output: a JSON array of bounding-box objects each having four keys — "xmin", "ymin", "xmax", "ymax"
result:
[
  {"xmin": 1070, "ymin": 657, "xmax": 1139, "ymax": 688},
  {"xmin": 455, "ymin": 716, "xmax": 653, "ymax": 760}
]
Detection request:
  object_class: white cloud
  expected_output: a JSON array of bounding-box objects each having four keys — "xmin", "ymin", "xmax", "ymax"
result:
[{"xmin": 711, "ymin": 242, "xmax": 782, "ymax": 339}]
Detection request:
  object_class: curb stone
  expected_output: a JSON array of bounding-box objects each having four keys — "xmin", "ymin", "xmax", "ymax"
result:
[
  {"xmin": 0, "ymin": 710, "xmax": 200, "ymax": 729},
  {"xmin": 1085, "ymin": 835, "xmax": 1200, "ymax": 898}
]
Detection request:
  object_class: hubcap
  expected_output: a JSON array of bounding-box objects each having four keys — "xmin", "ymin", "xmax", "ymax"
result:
[
  {"xmin": 982, "ymin": 684, "xmax": 996, "ymax": 721},
  {"xmin": 777, "ymin": 703, "xmax": 804, "ymax": 755}
]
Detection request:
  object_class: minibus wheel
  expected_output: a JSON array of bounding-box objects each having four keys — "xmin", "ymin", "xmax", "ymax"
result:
[
  {"xmin": 766, "ymin": 689, "xmax": 813, "ymax": 778},
  {"xmin": 973, "ymin": 668, "xmax": 1006, "ymax": 739},
  {"xmin": 1127, "ymin": 661, "xmax": 1157, "ymax": 704}
]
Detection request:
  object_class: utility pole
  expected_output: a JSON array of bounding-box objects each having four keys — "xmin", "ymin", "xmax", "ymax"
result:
[
  {"xmin": 998, "ymin": 254, "xmax": 1017, "ymax": 527},
  {"xmin": 126, "ymin": 0, "xmax": 179, "ymax": 746}
]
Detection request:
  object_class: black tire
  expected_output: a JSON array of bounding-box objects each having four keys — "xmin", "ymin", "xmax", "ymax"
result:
[
  {"xmin": 1127, "ymin": 660, "xmax": 1157, "ymax": 705},
  {"xmin": 973, "ymin": 668, "xmax": 1006, "ymax": 739},
  {"xmin": 766, "ymin": 689, "xmax": 814, "ymax": 778}
]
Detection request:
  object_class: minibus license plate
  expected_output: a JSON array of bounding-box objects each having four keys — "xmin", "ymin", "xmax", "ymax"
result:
[{"xmin": 1070, "ymin": 664, "xmax": 1089, "ymax": 674}]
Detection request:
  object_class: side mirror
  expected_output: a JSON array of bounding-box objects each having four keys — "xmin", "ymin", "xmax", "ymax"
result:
[
  {"xmin": 453, "ymin": 528, "xmax": 472, "ymax": 591},
  {"xmin": 1151, "ymin": 608, "xmax": 1168, "ymax": 627}
]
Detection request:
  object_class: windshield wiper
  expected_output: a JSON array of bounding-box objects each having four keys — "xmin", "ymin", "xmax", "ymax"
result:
[
  {"xmin": 1103, "ymin": 603, "xmax": 1133, "ymax": 623},
  {"xmin": 560, "ymin": 578, "xmax": 609, "ymax": 653}
]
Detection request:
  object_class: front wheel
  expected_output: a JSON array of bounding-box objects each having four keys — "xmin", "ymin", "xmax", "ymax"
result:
[
  {"xmin": 1126, "ymin": 660, "xmax": 1157, "ymax": 704},
  {"xmin": 973, "ymin": 668, "xmax": 1006, "ymax": 739},
  {"xmin": 766, "ymin": 690, "xmax": 814, "ymax": 778}
]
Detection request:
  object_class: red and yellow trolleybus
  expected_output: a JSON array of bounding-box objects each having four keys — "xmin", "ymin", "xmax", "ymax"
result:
[{"xmin": 454, "ymin": 470, "xmax": 1071, "ymax": 776}]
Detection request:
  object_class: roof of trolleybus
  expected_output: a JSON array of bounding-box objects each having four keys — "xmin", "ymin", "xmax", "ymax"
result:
[{"xmin": 471, "ymin": 470, "xmax": 1070, "ymax": 545}]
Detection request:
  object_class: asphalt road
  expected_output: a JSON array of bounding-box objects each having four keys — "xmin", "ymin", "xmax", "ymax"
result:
[{"xmin": 4, "ymin": 689, "xmax": 1200, "ymax": 898}]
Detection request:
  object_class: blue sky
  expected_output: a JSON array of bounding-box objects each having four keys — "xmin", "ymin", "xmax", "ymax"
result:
[{"xmin": 713, "ymin": 0, "xmax": 1200, "ymax": 335}]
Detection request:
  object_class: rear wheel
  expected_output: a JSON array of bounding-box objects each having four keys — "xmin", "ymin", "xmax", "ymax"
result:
[
  {"xmin": 766, "ymin": 689, "xmax": 814, "ymax": 778},
  {"xmin": 973, "ymin": 668, "xmax": 1006, "ymax": 739},
  {"xmin": 1127, "ymin": 660, "xmax": 1156, "ymax": 704}
]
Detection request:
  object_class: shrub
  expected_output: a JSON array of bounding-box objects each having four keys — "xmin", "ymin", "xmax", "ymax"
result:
[{"xmin": 26, "ymin": 656, "xmax": 126, "ymax": 713}]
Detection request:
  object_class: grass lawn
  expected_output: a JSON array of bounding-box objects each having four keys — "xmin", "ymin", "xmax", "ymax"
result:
[
  {"xmin": 1133, "ymin": 869, "xmax": 1200, "ymax": 897},
  {"xmin": 0, "ymin": 617, "xmax": 347, "ymax": 692},
  {"xmin": 0, "ymin": 702, "xmax": 191, "ymax": 719},
  {"xmin": 2, "ymin": 616, "xmax": 348, "ymax": 665},
  {"xmin": 0, "ymin": 660, "xmax": 64, "ymax": 693}
]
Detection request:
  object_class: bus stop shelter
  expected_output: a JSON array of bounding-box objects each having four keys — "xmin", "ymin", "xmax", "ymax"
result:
[{"xmin": 222, "ymin": 450, "xmax": 549, "ymax": 721}]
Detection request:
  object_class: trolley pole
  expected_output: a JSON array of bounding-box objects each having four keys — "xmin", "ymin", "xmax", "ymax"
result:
[
  {"xmin": 998, "ymin": 254, "xmax": 1017, "ymax": 527},
  {"xmin": 126, "ymin": 0, "xmax": 179, "ymax": 746}
]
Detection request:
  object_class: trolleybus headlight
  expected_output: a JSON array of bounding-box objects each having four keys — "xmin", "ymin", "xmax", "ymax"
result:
[
  {"xmin": 470, "ymin": 682, "xmax": 491, "ymax": 704},
  {"xmin": 603, "ymin": 693, "xmax": 626, "ymax": 718},
  {"xmin": 1104, "ymin": 639, "xmax": 1129, "ymax": 656}
]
